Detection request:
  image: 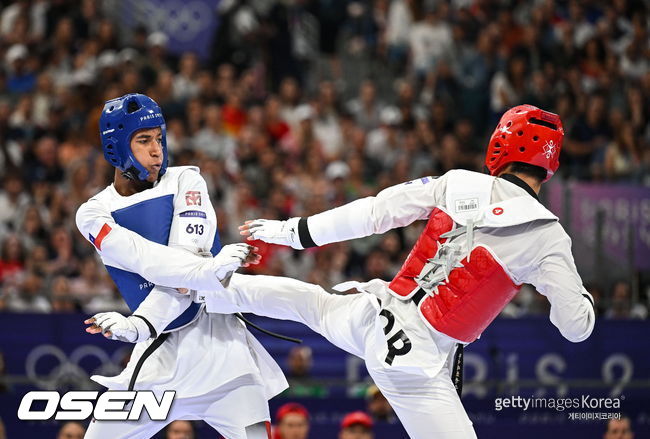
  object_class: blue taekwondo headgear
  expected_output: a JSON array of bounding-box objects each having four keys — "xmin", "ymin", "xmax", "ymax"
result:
[{"xmin": 99, "ymin": 93, "xmax": 168, "ymax": 181}]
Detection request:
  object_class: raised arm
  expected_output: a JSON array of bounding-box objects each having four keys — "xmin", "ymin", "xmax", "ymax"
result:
[{"xmin": 240, "ymin": 175, "xmax": 448, "ymax": 249}]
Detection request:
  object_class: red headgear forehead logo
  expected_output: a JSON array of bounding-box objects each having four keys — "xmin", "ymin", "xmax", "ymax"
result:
[
  {"xmin": 543, "ymin": 140, "xmax": 557, "ymax": 159},
  {"xmin": 493, "ymin": 207, "xmax": 504, "ymax": 215}
]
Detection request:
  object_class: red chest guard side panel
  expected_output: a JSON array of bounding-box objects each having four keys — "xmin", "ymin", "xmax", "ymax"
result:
[
  {"xmin": 418, "ymin": 246, "xmax": 521, "ymax": 343},
  {"xmin": 388, "ymin": 208, "xmax": 454, "ymax": 299},
  {"xmin": 388, "ymin": 208, "xmax": 521, "ymax": 343}
]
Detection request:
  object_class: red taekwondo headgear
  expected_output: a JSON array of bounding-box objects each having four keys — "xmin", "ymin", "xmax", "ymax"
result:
[{"xmin": 485, "ymin": 104, "xmax": 564, "ymax": 182}]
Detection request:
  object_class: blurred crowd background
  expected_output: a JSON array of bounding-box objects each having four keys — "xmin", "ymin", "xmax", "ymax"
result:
[{"xmin": 0, "ymin": 0, "xmax": 648, "ymax": 321}]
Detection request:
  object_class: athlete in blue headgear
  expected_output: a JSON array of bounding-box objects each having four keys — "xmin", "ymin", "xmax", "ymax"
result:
[{"xmin": 76, "ymin": 93, "xmax": 287, "ymax": 439}]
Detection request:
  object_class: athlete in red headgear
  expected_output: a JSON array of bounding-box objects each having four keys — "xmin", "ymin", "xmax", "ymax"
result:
[
  {"xmin": 232, "ymin": 104, "xmax": 593, "ymax": 438},
  {"xmin": 90, "ymin": 105, "xmax": 594, "ymax": 439}
]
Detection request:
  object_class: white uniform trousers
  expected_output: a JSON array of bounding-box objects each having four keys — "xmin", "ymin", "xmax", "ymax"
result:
[{"xmin": 207, "ymin": 274, "xmax": 477, "ymax": 439}]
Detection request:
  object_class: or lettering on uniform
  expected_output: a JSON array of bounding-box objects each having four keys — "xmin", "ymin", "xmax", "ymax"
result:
[
  {"xmin": 89, "ymin": 223, "xmax": 112, "ymax": 251},
  {"xmin": 455, "ymin": 198, "xmax": 479, "ymax": 213},
  {"xmin": 492, "ymin": 207, "xmax": 504, "ymax": 216},
  {"xmin": 385, "ymin": 331, "xmax": 412, "ymax": 366},
  {"xmin": 179, "ymin": 210, "xmax": 207, "ymax": 218},
  {"xmin": 379, "ymin": 309, "xmax": 395, "ymax": 335},
  {"xmin": 379, "ymin": 309, "xmax": 412, "ymax": 365},
  {"xmin": 185, "ymin": 191, "xmax": 202, "ymax": 206}
]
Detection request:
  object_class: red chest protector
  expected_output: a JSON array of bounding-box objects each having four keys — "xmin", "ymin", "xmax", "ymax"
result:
[{"xmin": 388, "ymin": 208, "xmax": 521, "ymax": 343}]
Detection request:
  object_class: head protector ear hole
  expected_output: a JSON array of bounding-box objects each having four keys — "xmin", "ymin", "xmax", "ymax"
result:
[
  {"xmin": 529, "ymin": 117, "xmax": 557, "ymax": 130},
  {"xmin": 519, "ymin": 146, "xmax": 526, "ymax": 152},
  {"xmin": 109, "ymin": 106, "xmax": 114, "ymax": 111},
  {"xmin": 127, "ymin": 100, "xmax": 140, "ymax": 113},
  {"xmin": 517, "ymin": 130, "xmax": 523, "ymax": 136},
  {"xmin": 118, "ymin": 124, "xmax": 124, "ymax": 130},
  {"xmin": 533, "ymin": 135, "xmax": 539, "ymax": 141},
  {"xmin": 106, "ymin": 123, "xmax": 111, "ymax": 128}
]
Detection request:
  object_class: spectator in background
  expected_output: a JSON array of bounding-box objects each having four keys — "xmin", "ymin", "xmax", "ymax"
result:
[
  {"xmin": 365, "ymin": 385, "xmax": 396, "ymax": 423},
  {"xmin": 5, "ymin": 44, "xmax": 36, "ymax": 94},
  {"xmin": 287, "ymin": 346, "xmax": 313, "ymax": 379},
  {"xmin": 0, "ymin": 234, "xmax": 24, "ymax": 285},
  {"xmin": 489, "ymin": 55, "xmax": 527, "ymax": 118},
  {"xmin": 339, "ymin": 411, "xmax": 374, "ymax": 439},
  {"xmin": 164, "ymin": 420, "xmax": 196, "ymax": 439},
  {"xmin": 385, "ymin": 0, "xmax": 413, "ymax": 70},
  {"xmin": 604, "ymin": 122, "xmax": 643, "ymax": 181},
  {"xmin": 604, "ymin": 416, "xmax": 635, "ymax": 439},
  {"xmin": 0, "ymin": 351, "xmax": 8, "ymax": 393},
  {"xmin": 563, "ymin": 93, "xmax": 611, "ymax": 180},
  {"xmin": 0, "ymin": 172, "xmax": 30, "ymax": 233},
  {"xmin": 0, "ymin": 417, "xmax": 5, "ymax": 439},
  {"xmin": 284, "ymin": 345, "xmax": 327, "ymax": 398},
  {"xmin": 274, "ymin": 403, "xmax": 310, "ymax": 439},
  {"xmin": 49, "ymin": 275, "xmax": 76, "ymax": 313},
  {"xmin": 408, "ymin": 5, "xmax": 453, "ymax": 80},
  {"xmin": 346, "ymin": 79, "xmax": 384, "ymax": 131},
  {"xmin": 5, "ymin": 271, "xmax": 50, "ymax": 313},
  {"xmin": 56, "ymin": 421, "xmax": 85, "ymax": 439},
  {"xmin": 605, "ymin": 281, "xmax": 648, "ymax": 320}
]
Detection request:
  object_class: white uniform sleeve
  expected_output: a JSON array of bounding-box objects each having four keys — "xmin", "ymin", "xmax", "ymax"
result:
[
  {"xmin": 130, "ymin": 169, "xmax": 220, "ymax": 335},
  {"xmin": 526, "ymin": 225, "xmax": 595, "ymax": 343},
  {"xmin": 75, "ymin": 183, "xmax": 222, "ymax": 293},
  {"xmin": 305, "ymin": 175, "xmax": 447, "ymax": 246}
]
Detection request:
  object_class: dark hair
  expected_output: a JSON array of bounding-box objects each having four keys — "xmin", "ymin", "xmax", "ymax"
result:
[{"xmin": 507, "ymin": 162, "xmax": 547, "ymax": 182}]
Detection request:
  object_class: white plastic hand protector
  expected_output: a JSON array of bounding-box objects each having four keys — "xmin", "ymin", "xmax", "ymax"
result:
[
  {"xmin": 246, "ymin": 217, "xmax": 303, "ymax": 249},
  {"xmin": 213, "ymin": 243, "xmax": 254, "ymax": 280},
  {"xmin": 92, "ymin": 312, "xmax": 150, "ymax": 343}
]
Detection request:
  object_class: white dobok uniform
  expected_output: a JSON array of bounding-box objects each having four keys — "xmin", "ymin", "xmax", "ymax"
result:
[
  {"xmin": 99, "ymin": 169, "xmax": 595, "ymax": 439},
  {"xmin": 75, "ymin": 166, "xmax": 287, "ymax": 439}
]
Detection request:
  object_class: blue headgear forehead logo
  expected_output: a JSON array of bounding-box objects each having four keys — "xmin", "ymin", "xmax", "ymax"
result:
[{"xmin": 99, "ymin": 93, "xmax": 168, "ymax": 181}]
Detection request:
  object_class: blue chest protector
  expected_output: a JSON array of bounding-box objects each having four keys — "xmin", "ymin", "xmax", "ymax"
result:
[{"xmin": 105, "ymin": 195, "xmax": 222, "ymax": 332}]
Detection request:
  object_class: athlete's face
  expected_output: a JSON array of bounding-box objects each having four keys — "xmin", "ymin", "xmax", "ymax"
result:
[
  {"xmin": 130, "ymin": 127, "xmax": 163, "ymax": 182},
  {"xmin": 277, "ymin": 413, "xmax": 309, "ymax": 439}
]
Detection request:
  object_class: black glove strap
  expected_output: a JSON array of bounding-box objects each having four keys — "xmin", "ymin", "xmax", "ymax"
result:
[{"xmin": 298, "ymin": 217, "xmax": 317, "ymax": 248}]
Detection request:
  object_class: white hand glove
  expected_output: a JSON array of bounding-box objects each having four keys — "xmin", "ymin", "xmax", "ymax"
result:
[
  {"xmin": 246, "ymin": 217, "xmax": 304, "ymax": 249},
  {"xmin": 213, "ymin": 243, "xmax": 254, "ymax": 281},
  {"xmin": 92, "ymin": 312, "xmax": 151, "ymax": 343}
]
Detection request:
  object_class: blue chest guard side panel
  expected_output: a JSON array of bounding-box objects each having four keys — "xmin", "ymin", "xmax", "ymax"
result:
[{"xmin": 105, "ymin": 194, "xmax": 206, "ymax": 332}]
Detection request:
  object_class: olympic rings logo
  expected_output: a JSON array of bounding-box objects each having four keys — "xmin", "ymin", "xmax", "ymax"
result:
[
  {"xmin": 24, "ymin": 344, "xmax": 131, "ymax": 390},
  {"xmin": 132, "ymin": 0, "xmax": 213, "ymax": 43}
]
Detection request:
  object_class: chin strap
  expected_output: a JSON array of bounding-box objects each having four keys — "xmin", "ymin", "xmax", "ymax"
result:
[{"xmin": 121, "ymin": 166, "xmax": 140, "ymax": 181}]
